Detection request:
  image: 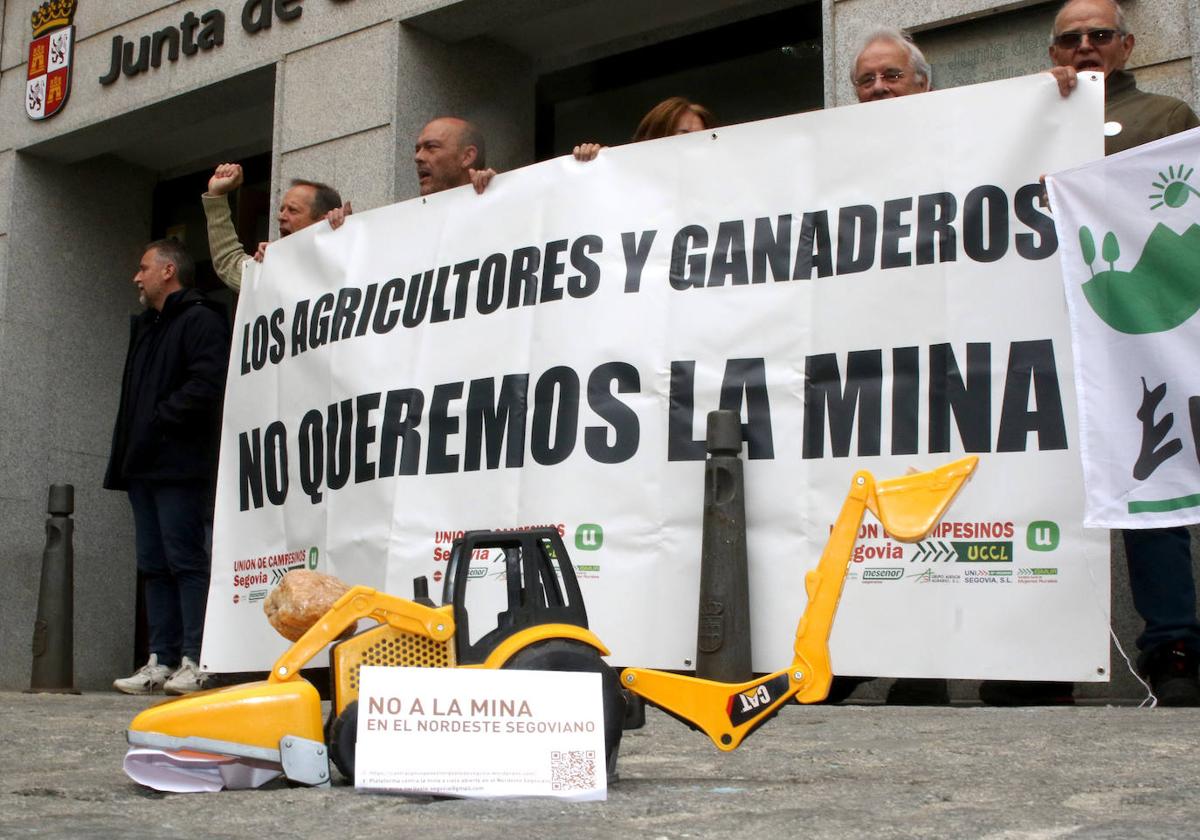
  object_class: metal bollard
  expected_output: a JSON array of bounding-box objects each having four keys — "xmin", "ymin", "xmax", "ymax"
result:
[
  {"xmin": 695, "ymin": 410, "xmax": 753, "ymax": 682},
  {"xmin": 28, "ymin": 484, "xmax": 79, "ymax": 694}
]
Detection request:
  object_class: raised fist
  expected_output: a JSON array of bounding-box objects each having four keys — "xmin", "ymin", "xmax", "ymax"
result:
[{"xmin": 207, "ymin": 163, "xmax": 244, "ymax": 197}]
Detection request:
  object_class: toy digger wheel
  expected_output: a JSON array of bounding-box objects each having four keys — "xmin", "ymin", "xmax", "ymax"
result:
[
  {"xmin": 329, "ymin": 700, "xmax": 358, "ymax": 782},
  {"xmin": 502, "ymin": 639, "xmax": 625, "ymax": 769}
]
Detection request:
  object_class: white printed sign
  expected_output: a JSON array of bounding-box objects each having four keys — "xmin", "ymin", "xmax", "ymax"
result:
[
  {"xmin": 355, "ymin": 667, "xmax": 607, "ymax": 800},
  {"xmin": 1048, "ymin": 125, "xmax": 1200, "ymax": 527},
  {"xmin": 203, "ymin": 73, "xmax": 1112, "ymax": 682}
]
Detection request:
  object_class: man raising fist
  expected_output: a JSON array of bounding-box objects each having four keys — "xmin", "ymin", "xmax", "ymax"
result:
[{"xmin": 202, "ymin": 163, "xmax": 350, "ymax": 290}]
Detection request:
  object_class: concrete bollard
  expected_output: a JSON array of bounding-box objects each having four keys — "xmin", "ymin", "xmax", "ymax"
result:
[
  {"xmin": 29, "ymin": 484, "xmax": 79, "ymax": 694},
  {"xmin": 695, "ymin": 410, "xmax": 753, "ymax": 682}
]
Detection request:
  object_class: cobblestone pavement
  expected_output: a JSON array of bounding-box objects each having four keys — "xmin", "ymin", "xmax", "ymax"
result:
[{"xmin": 2, "ymin": 691, "xmax": 1198, "ymax": 839}]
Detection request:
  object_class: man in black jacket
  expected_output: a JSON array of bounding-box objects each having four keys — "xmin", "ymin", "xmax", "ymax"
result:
[{"xmin": 105, "ymin": 239, "xmax": 230, "ymax": 695}]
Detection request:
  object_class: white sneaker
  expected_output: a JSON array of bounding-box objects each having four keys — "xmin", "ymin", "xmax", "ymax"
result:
[
  {"xmin": 164, "ymin": 657, "xmax": 208, "ymax": 695},
  {"xmin": 113, "ymin": 654, "xmax": 172, "ymax": 695}
]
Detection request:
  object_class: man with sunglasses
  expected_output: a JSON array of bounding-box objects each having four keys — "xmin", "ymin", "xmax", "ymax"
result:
[
  {"xmin": 851, "ymin": 27, "xmax": 931, "ymax": 103},
  {"xmin": 1049, "ymin": 0, "xmax": 1198, "ymax": 154},
  {"xmin": 1048, "ymin": 0, "xmax": 1200, "ymax": 706}
]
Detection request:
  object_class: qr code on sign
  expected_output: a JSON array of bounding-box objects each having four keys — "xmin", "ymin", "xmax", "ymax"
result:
[{"xmin": 550, "ymin": 750, "xmax": 597, "ymax": 790}]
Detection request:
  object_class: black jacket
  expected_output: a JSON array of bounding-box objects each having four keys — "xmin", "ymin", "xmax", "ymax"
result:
[{"xmin": 104, "ymin": 288, "xmax": 230, "ymax": 490}]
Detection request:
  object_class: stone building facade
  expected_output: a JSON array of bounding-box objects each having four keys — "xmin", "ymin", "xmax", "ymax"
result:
[{"xmin": 0, "ymin": 0, "xmax": 1195, "ymax": 695}]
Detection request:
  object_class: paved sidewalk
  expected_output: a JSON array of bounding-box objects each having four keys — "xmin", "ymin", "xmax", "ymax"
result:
[{"xmin": 1, "ymin": 691, "xmax": 1197, "ymax": 839}]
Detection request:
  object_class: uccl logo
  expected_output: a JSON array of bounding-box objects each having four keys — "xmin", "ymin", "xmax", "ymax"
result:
[
  {"xmin": 1027, "ymin": 521, "xmax": 1060, "ymax": 552},
  {"xmin": 862, "ymin": 568, "xmax": 904, "ymax": 581},
  {"xmin": 574, "ymin": 523, "xmax": 604, "ymax": 551}
]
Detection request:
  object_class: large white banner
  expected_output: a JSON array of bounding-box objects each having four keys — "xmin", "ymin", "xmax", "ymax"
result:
[
  {"xmin": 1049, "ymin": 126, "xmax": 1200, "ymax": 528},
  {"xmin": 203, "ymin": 74, "xmax": 1112, "ymax": 681}
]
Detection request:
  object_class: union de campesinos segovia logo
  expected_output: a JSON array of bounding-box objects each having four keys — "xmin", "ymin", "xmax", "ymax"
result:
[
  {"xmin": 26, "ymin": 0, "xmax": 77, "ymax": 120},
  {"xmin": 1076, "ymin": 167, "xmax": 1200, "ymax": 334}
]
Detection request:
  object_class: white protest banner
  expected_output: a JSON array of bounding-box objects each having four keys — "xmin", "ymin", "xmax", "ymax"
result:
[
  {"xmin": 203, "ymin": 73, "xmax": 1112, "ymax": 682},
  {"xmin": 355, "ymin": 667, "xmax": 606, "ymax": 800},
  {"xmin": 1048, "ymin": 125, "xmax": 1200, "ymax": 528}
]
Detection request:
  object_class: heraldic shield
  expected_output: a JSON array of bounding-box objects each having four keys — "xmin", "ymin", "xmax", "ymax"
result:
[{"xmin": 26, "ymin": 1, "xmax": 77, "ymax": 121}]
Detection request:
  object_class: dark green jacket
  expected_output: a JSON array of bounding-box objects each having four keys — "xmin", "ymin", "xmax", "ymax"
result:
[{"xmin": 1106, "ymin": 69, "xmax": 1200, "ymax": 155}]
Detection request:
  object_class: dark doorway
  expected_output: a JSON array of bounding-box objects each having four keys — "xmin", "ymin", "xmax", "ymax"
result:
[
  {"xmin": 132, "ymin": 153, "xmax": 272, "ymax": 669},
  {"xmin": 149, "ymin": 152, "xmax": 272, "ymax": 310},
  {"xmin": 535, "ymin": 4, "xmax": 824, "ymax": 160}
]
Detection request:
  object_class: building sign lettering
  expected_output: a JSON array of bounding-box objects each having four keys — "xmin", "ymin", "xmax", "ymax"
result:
[{"xmin": 98, "ymin": 0, "xmax": 342, "ymax": 87}]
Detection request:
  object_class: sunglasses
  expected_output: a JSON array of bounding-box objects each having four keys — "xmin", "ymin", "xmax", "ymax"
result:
[{"xmin": 1053, "ymin": 28, "xmax": 1123, "ymax": 49}]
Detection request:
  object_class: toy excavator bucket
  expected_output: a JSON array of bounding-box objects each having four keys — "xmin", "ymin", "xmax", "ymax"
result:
[
  {"xmin": 866, "ymin": 456, "xmax": 978, "ymax": 543},
  {"xmin": 126, "ymin": 679, "xmax": 329, "ymax": 788}
]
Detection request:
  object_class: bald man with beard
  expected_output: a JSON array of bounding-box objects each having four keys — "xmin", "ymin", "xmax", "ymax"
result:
[{"xmin": 413, "ymin": 116, "xmax": 496, "ymax": 196}]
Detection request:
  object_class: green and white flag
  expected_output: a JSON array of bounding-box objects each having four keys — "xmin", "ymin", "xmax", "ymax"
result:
[{"xmin": 1048, "ymin": 126, "xmax": 1200, "ymax": 528}]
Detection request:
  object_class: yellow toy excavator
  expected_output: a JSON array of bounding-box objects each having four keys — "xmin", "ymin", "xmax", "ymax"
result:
[
  {"xmin": 127, "ymin": 527, "xmax": 626, "ymax": 786},
  {"xmin": 125, "ymin": 456, "xmax": 977, "ymax": 787}
]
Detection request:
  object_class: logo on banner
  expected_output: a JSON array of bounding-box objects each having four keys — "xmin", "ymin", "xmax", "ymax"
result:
[
  {"xmin": 1018, "ymin": 567, "xmax": 1058, "ymax": 583},
  {"xmin": 861, "ymin": 568, "xmax": 904, "ymax": 581},
  {"xmin": 1077, "ymin": 226, "xmax": 1200, "ymax": 334},
  {"xmin": 954, "ymin": 541, "xmax": 1013, "ymax": 562},
  {"xmin": 26, "ymin": 0, "xmax": 77, "ymax": 120},
  {"xmin": 911, "ymin": 540, "xmax": 955, "ymax": 562},
  {"xmin": 574, "ymin": 524, "xmax": 604, "ymax": 551},
  {"xmin": 907, "ymin": 568, "xmax": 960, "ymax": 584},
  {"xmin": 964, "ymin": 569, "xmax": 1012, "ymax": 583},
  {"xmin": 231, "ymin": 548, "xmax": 307, "ymax": 604},
  {"xmin": 1076, "ymin": 168, "xmax": 1200, "ymax": 335},
  {"xmin": 1026, "ymin": 521, "xmax": 1060, "ymax": 552}
]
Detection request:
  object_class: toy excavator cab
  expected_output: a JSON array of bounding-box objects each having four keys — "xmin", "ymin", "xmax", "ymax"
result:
[{"xmin": 445, "ymin": 528, "xmax": 590, "ymax": 665}]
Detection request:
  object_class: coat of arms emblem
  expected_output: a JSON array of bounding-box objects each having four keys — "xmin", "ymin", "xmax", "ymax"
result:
[{"xmin": 26, "ymin": 0, "xmax": 77, "ymax": 120}]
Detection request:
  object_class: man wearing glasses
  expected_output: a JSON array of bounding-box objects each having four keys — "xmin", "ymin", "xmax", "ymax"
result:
[
  {"xmin": 851, "ymin": 27, "xmax": 931, "ymax": 103},
  {"xmin": 1050, "ymin": 0, "xmax": 1200, "ymax": 705},
  {"xmin": 829, "ymin": 27, "xmax": 949, "ymax": 707}
]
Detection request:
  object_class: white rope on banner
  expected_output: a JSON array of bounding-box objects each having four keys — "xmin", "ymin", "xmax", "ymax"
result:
[
  {"xmin": 1084, "ymin": 548, "xmax": 1156, "ymax": 707},
  {"xmin": 1108, "ymin": 626, "xmax": 1156, "ymax": 709}
]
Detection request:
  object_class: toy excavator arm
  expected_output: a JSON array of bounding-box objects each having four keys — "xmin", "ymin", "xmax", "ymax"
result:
[
  {"xmin": 268, "ymin": 586, "xmax": 456, "ymax": 682},
  {"xmin": 790, "ymin": 455, "xmax": 977, "ymax": 703},
  {"xmin": 620, "ymin": 456, "xmax": 977, "ymax": 751}
]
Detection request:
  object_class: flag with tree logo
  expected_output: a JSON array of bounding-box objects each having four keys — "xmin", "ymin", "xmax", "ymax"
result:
[{"xmin": 1048, "ymin": 127, "xmax": 1200, "ymax": 527}]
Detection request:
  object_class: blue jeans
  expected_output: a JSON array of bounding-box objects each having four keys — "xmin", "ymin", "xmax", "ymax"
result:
[
  {"xmin": 1124, "ymin": 526, "xmax": 1200, "ymax": 664},
  {"xmin": 128, "ymin": 479, "xmax": 212, "ymax": 666}
]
